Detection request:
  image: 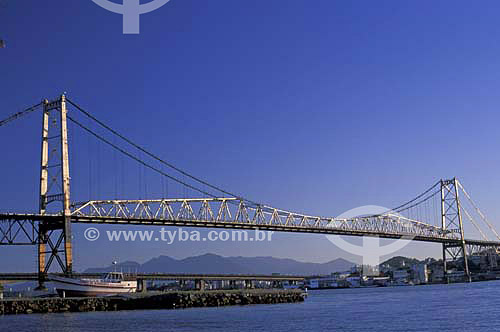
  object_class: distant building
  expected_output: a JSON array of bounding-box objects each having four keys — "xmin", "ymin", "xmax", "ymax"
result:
[
  {"xmin": 470, "ymin": 255, "xmax": 481, "ymax": 267},
  {"xmin": 412, "ymin": 264, "xmax": 428, "ymax": 284},
  {"xmin": 488, "ymin": 250, "xmax": 498, "ymax": 269},
  {"xmin": 318, "ymin": 276, "xmax": 337, "ymax": 288},
  {"xmin": 346, "ymin": 276, "xmax": 361, "ymax": 288},
  {"xmin": 351, "ymin": 265, "xmax": 362, "ymax": 274},
  {"xmin": 379, "ymin": 264, "xmax": 391, "ymax": 274},
  {"xmin": 446, "ymin": 270, "xmax": 465, "ymax": 283},
  {"xmin": 308, "ymin": 279, "xmax": 320, "ymax": 289},
  {"xmin": 469, "ymin": 251, "xmax": 498, "ymax": 271},
  {"xmin": 361, "ymin": 265, "xmax": 379, "ymax": 276},
  {"xmin": 392, "ymin": 270, "xmax": 409, "ymax": 284},
  {"xmin": 306, "ymin": 273, "xmax": 350, "ymax": 289},
  {"xmin": 430, "ymin": 266, "xmax": 444, "ymax": 283}
]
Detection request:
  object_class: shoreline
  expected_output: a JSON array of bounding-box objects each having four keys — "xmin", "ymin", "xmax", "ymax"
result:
[
  {"xmin": 0, "ymin": 289, "xmax": 306, "ymax": 315},
  {"xmin": 307, "ymin": 277, "xmax": 500, "ymax": 291}
]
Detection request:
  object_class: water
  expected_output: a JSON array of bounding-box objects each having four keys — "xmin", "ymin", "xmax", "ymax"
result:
[{"xmin": 3, "ymin": 281, "xmax": 500, "ymax": 331}]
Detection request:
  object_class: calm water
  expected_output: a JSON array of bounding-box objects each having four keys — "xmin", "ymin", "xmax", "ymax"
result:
[{"xmin": 3, "ymin": 281, "xmax": 500, "ymax": 332}]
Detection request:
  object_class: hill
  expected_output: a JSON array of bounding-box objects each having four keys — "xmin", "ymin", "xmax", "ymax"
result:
[{"xmin": 84, "ymin": 253, "xmax": 354, "ymax": 275}]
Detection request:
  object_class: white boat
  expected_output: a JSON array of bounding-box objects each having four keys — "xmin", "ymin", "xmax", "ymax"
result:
[{"xmin": 51, "ymin": 272, "xmax": 137, "ymax": 297}]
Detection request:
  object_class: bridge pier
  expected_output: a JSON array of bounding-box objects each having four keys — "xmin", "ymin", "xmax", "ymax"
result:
[
  {"xmin": 137, "ymin": 279, "xmax": 147, "ymax": 292},
  {"xmin": 441, "ymin": 179, "xmax": 471, "ymax": 283},
  {"xmin": 194, "ymin": 279, "xmax": 205, "ymax": 291},
  {"xmin": 244, "ymin": 280, "xmax": 254, "ymax": 289}
]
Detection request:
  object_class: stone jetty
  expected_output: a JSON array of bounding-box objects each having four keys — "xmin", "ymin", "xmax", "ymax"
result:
[{"xmin": 0, "ymin": 289, "xmax": 306, "ymax": 315}]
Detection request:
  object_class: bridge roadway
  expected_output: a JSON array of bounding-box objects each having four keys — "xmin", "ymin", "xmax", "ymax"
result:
[
  {"xmin": 0, "ymin": 273, "xmax": 305, "ymax": 283},
  {"xmin": 1, "ymin": 212, "xmax": 500, "ymax": 247}
]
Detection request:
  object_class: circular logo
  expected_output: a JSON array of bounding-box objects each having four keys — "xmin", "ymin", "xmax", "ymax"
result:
[
  {"xmin": 91, "ymin": 0, "xmax": 172, "ymax": 34},
  {"xmin": 84, "ymin": 227, "xmax": 100, "ymax": 241},
  {"xmin": 326, "ymin": 205, "xmax": 416, "ymax": 274}
]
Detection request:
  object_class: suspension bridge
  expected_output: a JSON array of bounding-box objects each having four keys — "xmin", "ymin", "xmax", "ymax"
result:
[{"xmin": 1, "ymin": 95, "xmax": 500, "ymax": 286}]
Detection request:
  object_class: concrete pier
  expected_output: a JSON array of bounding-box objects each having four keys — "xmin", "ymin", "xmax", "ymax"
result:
[{"xmin": 0, "ymin": 289, "xmax": 306, "ymax": 315}]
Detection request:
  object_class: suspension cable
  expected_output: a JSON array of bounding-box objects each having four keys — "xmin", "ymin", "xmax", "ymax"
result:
[
  {"xmin": 374, "ymin": 181, "xmax": 441, "ymax": 218},
  {"xmin": 66, "ymin": 98, "xmax": 257, "ymax": 205},
  {"xmin": 66, "ymin": 114, "xmax": 234, "ymax": 202},
  {"xmin": 461, "ymin": 205, "xmax": 489, "ymax": 241},
  {"xmin": 457, "ymin": 180, "xmax": 500, "ymax": 240},
  {"xmin": 0, "ymin": 102, "xmax": 42, "ymax": 127},
  {"xmin": 389, "ymin": 180, "xmax": 441, "ymax": 213},
  {"xmin": 393, "ymin": 189, "xmax": 441, "ymax": 214}
]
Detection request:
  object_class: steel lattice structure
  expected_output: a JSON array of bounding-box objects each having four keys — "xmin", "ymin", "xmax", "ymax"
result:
[
  {"xmin": 0, "ymin": 219, "xmax": 38, "ymax": 245},
  {"xmin": 68, "ymin": 198, "xmax": 450, "ymax": 241},
  {"xmin": 1, "ymin": 197, "xmax": 499, "ymax": 246}
]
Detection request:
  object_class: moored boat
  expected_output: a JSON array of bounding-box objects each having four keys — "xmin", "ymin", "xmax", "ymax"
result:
[{"xmin": 51, "ymin": 272, "xmax": 137, "ymax": 297}]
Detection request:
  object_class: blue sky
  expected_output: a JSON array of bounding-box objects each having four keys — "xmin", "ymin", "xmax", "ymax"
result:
[{"xmin": 2, "ymin": 0, "xmax": 500, "ymax": 271}]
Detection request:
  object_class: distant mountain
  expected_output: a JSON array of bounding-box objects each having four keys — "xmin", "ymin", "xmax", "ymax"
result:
[{"xmin": 84, "ymin": 253, "xmax": 354, "ymax": 275}]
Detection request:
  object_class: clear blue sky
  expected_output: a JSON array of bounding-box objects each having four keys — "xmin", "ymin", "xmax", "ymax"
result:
[{"xmin": 2, "ymin": 0, "xmax": 500, "ymax": 271}]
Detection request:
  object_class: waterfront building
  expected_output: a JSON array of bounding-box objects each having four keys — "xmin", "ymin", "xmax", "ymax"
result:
[
  {"xmin": 307, "ymin": 279, "xmax": 320, "ymax": 289},
  {"xmin": 305, "ymin": 273, "xmax": 349, "ymax": 289},
  {"xmin": 346, "ymin": 276, "xmax": 361, "ymax": 288},
  {"xmin": 392, "ymin": 270, "xmax": 409, "ymax": 284},
  {"xmin": 430, "ymin": 266, "xmax": 444, "ymax": 283},
  {"xmin": 446, "ymin": 270, "xmax": 465, "ymax": 283},
  {"xmin": 411, "ymin": 264, "xmax": 428, "ymax": 284}
]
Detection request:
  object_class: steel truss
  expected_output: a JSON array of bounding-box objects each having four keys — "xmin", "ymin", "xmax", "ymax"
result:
[
  {"xmin": 444, "ymin": 241, "xmax": 500, "ymax": 271},
  {"xmin": 441, "ymin": 178, "xmax": 470, "ymax": 281},
  {"xmin": 70, "ymin": 198, "xmax": 453, "ymax": 242},
  {"xmin": 465, "ymin": 243, "xmax": 500, "ymax": 256},
  {"xmin": 0, "ymin": 219, "xmax": 37, "ymax": 245},
  {"xmin": 37, "ymin": 96, "xmax": 73, "ymax": 286}
]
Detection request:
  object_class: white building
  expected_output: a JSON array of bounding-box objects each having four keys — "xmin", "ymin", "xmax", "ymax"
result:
[{"xmin": 412, "ymin": 264, "xmax": 428, "ymax": 284}]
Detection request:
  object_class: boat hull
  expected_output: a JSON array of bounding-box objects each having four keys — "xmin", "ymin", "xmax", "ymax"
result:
[{"xmin": 51, "ymin": 276, "xmax": 137, "ymax": 297}]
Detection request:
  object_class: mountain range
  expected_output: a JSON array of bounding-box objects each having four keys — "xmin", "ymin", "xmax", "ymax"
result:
[{"xmin": 84, "ymin": 253, "xmax": 354, "ymax": 275}]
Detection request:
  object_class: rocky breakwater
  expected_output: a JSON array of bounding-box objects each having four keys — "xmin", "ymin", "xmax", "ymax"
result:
[{"xmin": 0, "ymin": 289, "xmax": 306, "ymax": 315}]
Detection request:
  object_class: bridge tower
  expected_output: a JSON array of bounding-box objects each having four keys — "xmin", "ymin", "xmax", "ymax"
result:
[
  {"xmin": 440, "ymin": 178, "xmax": 470, "ymax": 282},
  {"xmin": 37, "ymin": 95, "xmax": 73, "ymax": 287}
]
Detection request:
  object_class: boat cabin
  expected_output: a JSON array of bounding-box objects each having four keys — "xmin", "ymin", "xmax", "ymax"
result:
[{"xmin": 103, "ymin": 272, "xmax": 125, "ymax": 282}]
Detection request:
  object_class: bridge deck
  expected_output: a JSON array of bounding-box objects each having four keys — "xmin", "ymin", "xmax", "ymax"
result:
[
  {"xmin": 0, "ymin": 273, "xmax": 305, "ymax": 282},
  {"xmin": 1, "ymin": 213, "xmax": 499, "ymax": 247}
]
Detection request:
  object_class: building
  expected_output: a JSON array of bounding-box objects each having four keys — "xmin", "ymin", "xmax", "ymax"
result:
[
  {"xmin": 351, "ymin": 265, "xmax": 362, "ymax": 274},
  {"xmin": 306, "ymin": 273, "xmax": 350, "ymax": 289},
  {"xmin": 412, "ymin": 264, "xmax": 428, "ymax": 284},
  {"xmin": 308, "ymin": 279, "xmax": 320, "ymax": 289},
  {"xmin": 430, "ymin": 266, "xmax": 444, "ymax": 283},
  {"xmin": 392, "ymin": 270, "xmax": 409, "ymax": 284},
  {"xmin": 346, "ymin": 276, "xmax": 361, "ymax": 288},
  {"xmin": 446, "ymin": 270, "xmax": 465, "ymax": 283}
]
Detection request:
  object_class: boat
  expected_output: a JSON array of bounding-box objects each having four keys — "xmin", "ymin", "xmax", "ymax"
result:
[{"xmin": 51, "ymin": 272, "xmax": 137, "ymax": 297}]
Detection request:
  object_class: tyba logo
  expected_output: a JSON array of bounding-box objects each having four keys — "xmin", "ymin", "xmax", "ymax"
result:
[
  {"xmin": 326, "ymin": 205, "xmax": 416, "ymax": 276},
  {"xmin": 91, "ymin": 0, "xmax": 171, "ymax": 34}
]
